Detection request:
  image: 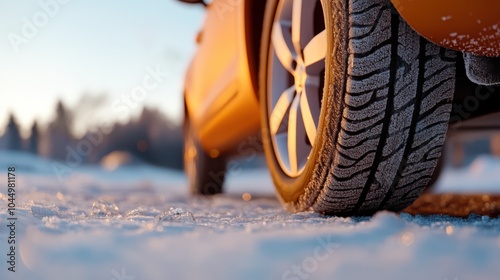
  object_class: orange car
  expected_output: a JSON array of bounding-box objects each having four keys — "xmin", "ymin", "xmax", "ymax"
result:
[{"xmin": 179, "ymin": 0, "xmax": 500, "ymax": 215}]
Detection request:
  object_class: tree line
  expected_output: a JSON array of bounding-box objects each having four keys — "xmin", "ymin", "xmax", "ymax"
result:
[{"xmin": 0, "ymin": 101, "xmax": 184, "ymax": 170}]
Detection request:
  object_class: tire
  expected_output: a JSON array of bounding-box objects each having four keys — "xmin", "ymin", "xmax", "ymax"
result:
[
  {"xmin": 259, "ymin": 0, "xmax": 457, "ymax": 215},
  {"xmin": 184, "ymin": 119, "xmax": 226, "ymax": 195}
]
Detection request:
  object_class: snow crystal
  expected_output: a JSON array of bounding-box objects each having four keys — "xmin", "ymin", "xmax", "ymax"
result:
[
  {"xmin": 31, "ymin": 205, "xmax": 60, "ymax": 219},
  {"xmin": 155, "ymin": 207, "xmax": 195, "ymax": 223},
  {"xmin": 125, "ymin": 207, "xmax": 161, "ymax": 221},
  {"xmin": 90, "ymin": 201, "xmax": 122, "ymax": 218},
  {"xmin": 441, "ymin": 15, "xmax": 452, "ymax": 21}
]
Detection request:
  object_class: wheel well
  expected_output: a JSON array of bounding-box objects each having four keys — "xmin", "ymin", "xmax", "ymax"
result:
[
  {"xmin": 450, "ymin": 55, "xmax": 500, "ymax": 124},
  {"xmin": 245, "ymin": 1, "xmax": 266, "ymax": 99}
]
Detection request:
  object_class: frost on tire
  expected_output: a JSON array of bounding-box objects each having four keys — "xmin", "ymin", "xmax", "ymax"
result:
[{"xmin": 260, "ymin": 0, "xmax": 456, "ymax": 215}]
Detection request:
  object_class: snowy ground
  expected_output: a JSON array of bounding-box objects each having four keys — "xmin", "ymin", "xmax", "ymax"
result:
[{"xmin": 1, "ymin": 151, "xmax": 500, "ymax": 280}]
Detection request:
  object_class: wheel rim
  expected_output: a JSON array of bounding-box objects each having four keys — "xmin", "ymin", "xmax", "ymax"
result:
[{"xmin": 267, "ymin": 0, "xmax": 327, "ymax": 177}]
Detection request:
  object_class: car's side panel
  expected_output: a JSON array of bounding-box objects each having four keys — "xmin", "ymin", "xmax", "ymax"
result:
[
  {"xmin": 184, "ymin": 1, "xmax": 239, "ymax": 133},
  {"xmin": 392, "ymin": 0, "xmax": 500, "ymax": 57},
  {"xmin": 184, "ymin": 0, "xmax": 260, "ymax": 155}
]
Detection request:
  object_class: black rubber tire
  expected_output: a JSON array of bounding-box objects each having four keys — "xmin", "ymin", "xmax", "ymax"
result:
[
  {"xmin": 260, "ymin": 0, "xmax": 457, "ymax": 215},
  {"xmin": 184, "ymin": 119, "xmax": 226, "ymax": 195}
]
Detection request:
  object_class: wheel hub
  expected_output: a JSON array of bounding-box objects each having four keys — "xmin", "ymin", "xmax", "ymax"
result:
[{"xmin": 294, "ymin": 62, "xmax": 306, "ymax": 91}]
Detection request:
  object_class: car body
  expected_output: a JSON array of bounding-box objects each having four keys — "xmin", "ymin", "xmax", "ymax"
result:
[
  {"xmin": 394, "ymin": 0, "xmax": 500, "ymax": 57},
  {"xmin": 179, "ymin": 0, "xmax": 500, "ymax": 215},
  {"xmin": 183, "ymin": 0, "xmax": 499, "ymax": 154},
  {"xmin": 182, "ymin": 1, "xmax": 262, "ymax": 155}
]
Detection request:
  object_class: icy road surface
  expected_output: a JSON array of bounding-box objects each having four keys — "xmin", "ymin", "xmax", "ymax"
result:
[{"xmin": 1, "ymin": 151, "xmax": 500, "ymax": 280}]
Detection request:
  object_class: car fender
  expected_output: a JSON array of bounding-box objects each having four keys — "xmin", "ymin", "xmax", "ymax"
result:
[{"xmin": 392, "ymin": 0, "xmax": 500, "ymax": 57}]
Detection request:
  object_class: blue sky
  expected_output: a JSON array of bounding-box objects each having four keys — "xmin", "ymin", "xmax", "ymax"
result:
[{"xmin": 0, "ymin": 0, "xmax": 204, "ymax": 136}]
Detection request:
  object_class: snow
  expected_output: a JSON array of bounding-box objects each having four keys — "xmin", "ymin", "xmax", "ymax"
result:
[
  {"xmin": 1, "ymin": 150, "xmax": 500, "ymax": 280},
  {"xmin": 435, "ymin": 155, "xmax": 500, "ymax": 193}
]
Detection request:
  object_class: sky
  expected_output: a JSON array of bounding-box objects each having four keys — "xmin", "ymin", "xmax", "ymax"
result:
[{"xmin": 0, "ymin": 0, "xmax": 205, "ymax": 136}]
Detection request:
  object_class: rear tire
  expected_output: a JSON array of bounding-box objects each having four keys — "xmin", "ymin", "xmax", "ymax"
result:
[
  {"xmin": 184, "ymin": 119, "xmax": 226, "ymax": 195},
  {"xmin": 260, "ymin": 0, "xmax": 456, "ymax": 215}
]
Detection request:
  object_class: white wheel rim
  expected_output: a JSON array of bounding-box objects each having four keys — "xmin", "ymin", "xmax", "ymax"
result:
[{"xmin": 268, "ymin": 0, "xmax": 327, "ymax": 177}]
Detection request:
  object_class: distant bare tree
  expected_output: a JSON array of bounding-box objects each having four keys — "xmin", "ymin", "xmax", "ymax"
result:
[
  {"xmin": 5, "ymin": 113, "xmax": 22, "ymax": 151},
  {"xmin": 85, "ymin": 107, "xmax": 183, "ymax": 169},
  {"xmin": 40, "ymin": 101, "xmax": 74, "ymax": 160},
  {"xmin": 28, "ymin": 121, "xmax": 39, "ymax": 154}
]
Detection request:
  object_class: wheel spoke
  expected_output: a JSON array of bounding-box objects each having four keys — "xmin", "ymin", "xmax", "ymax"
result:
[
  {"xmin": 270, "ymin": 86, "xmax": 296, "ymax": 135},
  {"xmin": 272, "ymin": 21, "xmax": 297, "ymax": 74},
  {"xmin": 304, "ymin": 30, "xmax": 327, "ymax": 75},
  {"xmin": 287, "ymin": 94, "xmax": 301, "ymax": 174},
  {"xmin": 292, "ymin": 0, "xmax": 316, "ymax": 56},
  {"xmin": 300, "ymin": 79, "xmax": 321, "ymax": 145}
]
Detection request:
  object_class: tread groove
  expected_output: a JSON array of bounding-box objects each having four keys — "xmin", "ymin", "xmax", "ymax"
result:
[
  {"xmin": 351, "ymin": 8, "xmax": 398, "ymax": 213},
  {"xmin": 379, "ymin": 36, "xmax": 427, "ymax": 209}
]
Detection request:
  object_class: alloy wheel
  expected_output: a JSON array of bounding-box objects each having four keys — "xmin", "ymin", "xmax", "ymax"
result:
[{"xmin": 267, "ymin": 0, "xmax": 327, "ymax": 177}]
